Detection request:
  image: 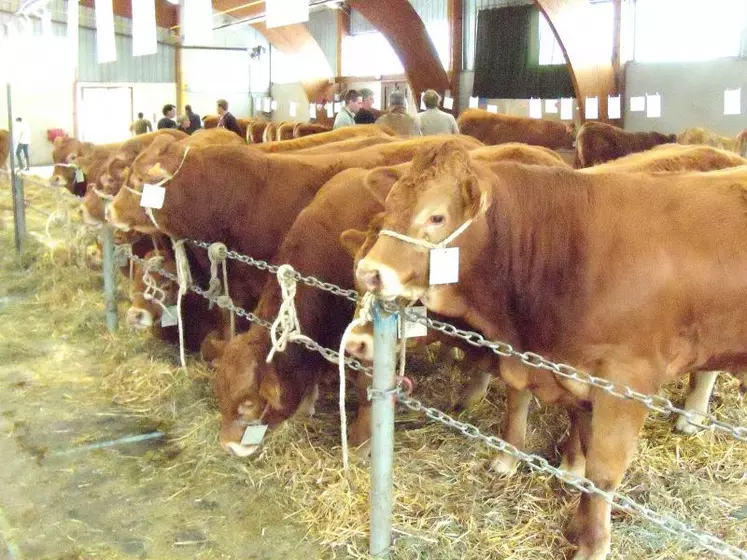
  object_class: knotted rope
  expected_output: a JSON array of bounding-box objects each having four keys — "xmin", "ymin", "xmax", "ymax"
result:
[
  {"xmin": 171, "ymin": 238, "xmax": 192, "ymax": 370},
  {"xmin": 206, "ymin": 242, "xmax": 235, "ymax": 338},
  {"xmin": 266, "ymin": 264, "xmax": 314, "ymax": 363}
]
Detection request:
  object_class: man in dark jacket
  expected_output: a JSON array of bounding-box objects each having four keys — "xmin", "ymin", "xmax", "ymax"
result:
[
  {"xmin": 157, "ymin": 104, "xmax": 177, "ymax": 130},
  {"xmin": 185, "ymin": 105, "xmax": 202, "ymax": 135},
  {"xmin": 216, "ymin": 99, "xmax": 242, "ymax": 138},
  {"xmin": 354, "ymin": 88, "xmax": 381, "ymax": 124}
]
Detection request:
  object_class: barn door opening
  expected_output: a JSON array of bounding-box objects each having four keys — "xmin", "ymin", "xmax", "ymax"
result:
[{"xmin": 79, "ymin": 86, "xmax": 133, "ymax": 144}]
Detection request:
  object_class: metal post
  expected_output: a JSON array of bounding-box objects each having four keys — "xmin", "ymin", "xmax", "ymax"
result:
[
  {"xmin": 369, "ymin": 302, "xmax": 398, "ymax": 558},
  {"xmin": 7, "ymin": 82, "xmax": 25, "ymax": 252},
  {"xmin": 101, "ymin": 224, "xmax": 118, "ymax": 332}
]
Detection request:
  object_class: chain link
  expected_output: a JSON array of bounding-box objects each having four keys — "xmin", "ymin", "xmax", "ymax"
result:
[
  {"xmin": 397, "ymin": 392, "xmax": 747, "ymax": 560},
  {"xmin": 383, "ymin": 302, "xmax": 747, "ymax": 442}
]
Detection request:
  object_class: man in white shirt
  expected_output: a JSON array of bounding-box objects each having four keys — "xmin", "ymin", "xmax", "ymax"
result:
[
  {"xmin": 333, "ymin": 90, "xmax": 362, "ymax": 129},
  {"xmin": 418, "ymin": 90, "xmax": 460, "ymax": 136},
  {"xmin": 13, "ymin": 117, "xmax": 30, "ymax": 171}
]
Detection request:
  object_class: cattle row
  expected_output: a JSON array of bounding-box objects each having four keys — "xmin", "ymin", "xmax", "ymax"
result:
[{"xmin": 43, "ymin": 113, "xmax": 747, "ymax": 560}]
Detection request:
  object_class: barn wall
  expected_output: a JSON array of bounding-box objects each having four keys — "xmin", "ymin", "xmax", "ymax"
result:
[
  {"xmin": 270, "ymin": 82, "xmax": 311, "ymax": 124},
  {"xmin": 624, "ymin": 59, "xmax": 747, "ymax": 136}
]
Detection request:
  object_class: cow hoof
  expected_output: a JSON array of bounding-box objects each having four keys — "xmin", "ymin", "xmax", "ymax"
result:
[
  {"xmin": 674, "ymin": 414, "xmax": 703, "ymax": 435},
  {"xmin": 571, "ymin": 544, "xmax": 611, "ymax": 560},
  {"xmin": 489, "ymin": 453, "xmax": 518, "ymax": 476}
]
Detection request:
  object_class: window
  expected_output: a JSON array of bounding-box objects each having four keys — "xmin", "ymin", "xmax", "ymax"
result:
[
  {"xmin": 634, "ymin": 0, "xmax": 746, "ymax": 62},
  {"xmin": 538, "ymin": 2, "xmax": 614, "ymax": 66}
]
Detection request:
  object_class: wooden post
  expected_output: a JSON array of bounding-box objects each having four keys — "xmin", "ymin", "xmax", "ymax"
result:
[{"xmin": 448, "ymin": 0, "xmax": 463, "ymax": 115}]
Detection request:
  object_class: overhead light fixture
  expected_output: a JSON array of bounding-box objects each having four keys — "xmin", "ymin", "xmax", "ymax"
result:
[{"xmin": 165, "ymin": 0, "xmax": 179, "ymax": 5}]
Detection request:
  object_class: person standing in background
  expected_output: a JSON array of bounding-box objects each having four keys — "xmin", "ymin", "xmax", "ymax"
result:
[
  {"xmin": 13, "ymin": 117, "xmax": 30, "ymax": 171},
  {"xmin": 333, "ymin": 90, "xmax": 362, "ymax": 129},
  {"xmin": 375, "ymin": 91, "xmax": 420, "ymax": 137},
  {"xmin": 216, "ymin": 99, "xmax": 242, "ymax": 138},
  {"xmin": 354, "ymin": 88, "xmax": 380, "ymax": 124},
  {"xmin": 130, "ymin": 112, "xmax": 153, "ymax": 135},
  {"xmin": 157, "ymin": 104, "xmax": 177, "ymax": 130},
  {"xmin": 185, "ymin": 105, "xmax": 202, "ymax": 135},
  {"xmin": 418, "ymin": 90, "xmax": 459, "ymax": 136}
]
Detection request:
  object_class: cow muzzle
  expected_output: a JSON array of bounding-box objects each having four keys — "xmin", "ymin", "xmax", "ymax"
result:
[{"xmin": 126, "ymin": 307, "xmax": 153, "ymax": 329}]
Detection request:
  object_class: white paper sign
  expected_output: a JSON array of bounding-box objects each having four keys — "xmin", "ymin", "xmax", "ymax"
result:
[
  {"xmin": 160, "ymin": 305, "xmax": 178, "ymax": 327},
  {"xmin": 262, "ymin": 97, "xmax": 271, "ymax": 113},
  {"xmin": 254, "ymin": 96, "xmax": 261, "ymax": 113},
  {"xmin": 240, "ymin": 424, "xmax": 268, "ymax": 446},
  {"xmin": 724, "ymin": 88, "xmax": 741, "ymax": 115},
  {"xmin": 429, "ymin": 247, "xmax": 460, "ymax": 285},
  {"xmin": 487, "ymin": 104, "xmax": 498, "ymax": 114},
  {"xmin": 289, "ymin": 102, "xmax": 297, "ymax": 118},
  {"xmin": 420, "ymin": 93, "xmax": 426, "ymax": 111},
  {"xmin": 74, "ymin": 168, "xmax": 84, "ymax": 183},
  {"xmin": 585, "ymin": 97, "xmax": 599, "ymax": 120},
  {"xmin": 544, "ymin": 99, "xmax": 558, "ymax": 114},
  {"xmin": 398, "ymin": 306, "xmax": 428, "ymax": 339},
  {"xmin": 529, "ymin": 98, "xmax": 542, "ymax": 119},
  {"xmin": 629, "ymin": 96, "xmax": 644, "ymax": 112},
  {"xmin": 270, "ymin": 100, "xmax": 278, "ymax": 111},
  {"xmin": 469, "ymin": 96, "xmax": 479, "ymax": 109},
  {"xmin": 443, "ymin": 96, "xmax": 454, "ymax": 110},
  {"xmin": 333, "ymin": 102, "xmax": 342, "ymax": 114},
  {"xmin": 607, "ymin": 95, "xmax": 621, "ymax": 120},
  {"xmin": 139, "ymin": 183, "xmax": 165, "ymax": 209},
  {"xmin": 326, "ymin": 103, "xmax": 334, "ymax": 118},
  {"xmin": 560, "ymin": 98, "xmax": 573, "ymax": 121},
  {"xmin": 132, "ymin": 0, "xmax": 157, "ymax": 56},
  {"xmin": 646, "ymin": 94, "xmax": 661, "ymax": 118},
  {"xmin": 308, "ymin": 103, "xmax": 316, "ymax": 118}
]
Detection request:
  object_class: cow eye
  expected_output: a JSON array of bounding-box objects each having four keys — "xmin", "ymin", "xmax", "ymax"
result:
[{"xmin": 428, "ymin": 215, "xmax": 445, "ymax": 226}]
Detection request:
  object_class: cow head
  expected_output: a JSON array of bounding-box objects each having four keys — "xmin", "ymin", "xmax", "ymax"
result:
[
  {"xmin": 356, "ymin": 141, "xmax": 488, "ymax": 302},
  {"xmin": 126, "ymin": 249, "xmax": 179, "ymax": 330},
  {"xmin": 83, "ymin": 146, "xmax": 140, "ymax": 226},
  {"xmin": 214, "ymin": 329, "xmax": 318, "ymax": 458},
  {"xmin": 108, "ymin": 135, "xmax": 183, "ymax": 233}
]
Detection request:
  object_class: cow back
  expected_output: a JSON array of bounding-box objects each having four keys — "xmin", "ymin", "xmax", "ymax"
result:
[{"xmin": 457, "ymin": 108, "xmax": 573, "ymax": 150}]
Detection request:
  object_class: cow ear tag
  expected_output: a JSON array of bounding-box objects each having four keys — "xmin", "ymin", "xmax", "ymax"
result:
[
  {"xmin": 429, "ymin": 247, "xmax": 460, "ymax": 285},
  {"xmin": 74, "ymin": 168, "xmax": 84, "ymax": 183},
  {"xmin": 160, "ymin": 306, "xmax": 179, "ymax": 327},
  {"xmin": 240, "ymin": 424, "xmax": 268, "ymax": 446},
  {"xmin": 398, "ymin": 306, "xmax": 428, "ymax": 339},
  {"xmin": 140, "ymin": 183, "xmax": 166, "ymax": 209}
]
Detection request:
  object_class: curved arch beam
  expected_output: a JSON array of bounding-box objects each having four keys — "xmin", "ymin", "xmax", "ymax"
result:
[
  {"xmin": 534, "ymin": 0, "xmax": 619, "ymax": 124},
  {"xmin": 348, "ymin": 0, "xmax": 450, "ymax": 101}
]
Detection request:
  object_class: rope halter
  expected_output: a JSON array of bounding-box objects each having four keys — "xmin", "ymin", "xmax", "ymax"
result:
[{"xmin": 379, "ymin": 218, "xmax": 473, "ymax": 250}]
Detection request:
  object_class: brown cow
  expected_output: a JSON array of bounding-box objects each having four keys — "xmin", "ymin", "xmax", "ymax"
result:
[
  {"xmin": 677, "ymin": 126, "xmax": 745, "ymax": 154},
  {"xmin": 276, "ymin": 122, "xmax": 296, "ymax": 141},
  {"xmin": 215, "ymin": 142, "xmax": 568, "ymax": 458},
  {"xmin": 107, "ymin": 136, "xmax": 483, "ymax": 319},
  {"xmin": 293, "ymin": 123, "xmax": 331, "ymax": 138},
  {"xmin": 254, "ymin": 124, "xmax": 395, "ymax": 153},
  {"xmin": 81, "ymin": 128, "xmax": 240, "ymax": 226},
  {"xmin": 457, "ymin": 108, "xmax": 574, "ymax": 150},
  {"xmin": 50, "ymin": 136, "xmax": 123, "ymax": 197},
  {"xmin": 247, "ymin": 120, "xmax": 268, "ymax": 144},
  {"xmin": 262, "ymin": 122, "xmax": 278, "ymax": 144},
  {"xmin": 0, "ymin": 129, "xmax": 9, "ymax": 170},
  {"xmin": 293, "ymin": 135, "xmax": 396, "ymax": 155},
  {"xmin": 202, "ymin": 114, "xmax": 251, "ymax": 140},
  {"xmin": 356, "ymin": 141, "xmax": 747, "ymax": 559},
  {"xmin": 576, "ymin": 121, "xmax": 676, "ymax": 167}
]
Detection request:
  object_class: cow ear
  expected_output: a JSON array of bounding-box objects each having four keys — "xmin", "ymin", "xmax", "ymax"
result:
[
  {"xmin": 365, "ymin": 167, "xmax": 401, "ymax": 205},
  {"xmin": 461, "ymin": 175, "xmax": 489, "ymax": 217},
  {"xmin": 339, "ymin": 229, "xmax": 368, "ymax": 258},
  {"xmin": 259, "ymin": 369, "xmax": 282, "ymax": 411}
]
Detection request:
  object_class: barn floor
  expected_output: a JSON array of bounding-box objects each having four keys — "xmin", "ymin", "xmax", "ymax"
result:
[{"xmin": 0, "ymin": 176, "xmax": 745, "ymax": 560}]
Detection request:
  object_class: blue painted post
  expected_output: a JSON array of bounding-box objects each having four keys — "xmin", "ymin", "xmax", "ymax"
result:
[
  {"xmin": 7, "ymin": 83, "xmax": 25, "ymax": 253},
  {"xmin": 101, "ymin": 224, "xmax": 118, "ymax": 332},
  {"xmin": 369, "ymin": 301, "xmax": 398, "ymax": 558}
]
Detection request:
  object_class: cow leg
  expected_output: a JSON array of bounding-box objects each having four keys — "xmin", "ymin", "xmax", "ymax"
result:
[
  {"xmin": 569, "ymin": 393, "xmax": 648, "ymax": 560},
  {"xmin": 348, "ymin": 371, "xmax": 372, "ymax": 452},
  {"xmin": 489, "ymin": 386, "xmax": 532, "ymax": 475},
  {"xmin": 559, "ymin": 408, "xmax": 588, "ymax": 478},
  {"xmin": 675, "ymin": 371, "xmax": 718, "ymax": 434},
  {"xmin": 455, "ymin": 352, "xmax": 494, "ymax": 411}
]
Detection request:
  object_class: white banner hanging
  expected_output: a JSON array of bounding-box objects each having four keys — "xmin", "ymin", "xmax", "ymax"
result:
[
  {"xmin": 95, "ymin": 0, "xmax": 117, "ymax": 63},
  {"xmin": 607, "ymin": 95, "xmax": 621, "ymax": 119},
  {"xmin": 132, "ymin": 0, "xmax": 157, "ymax": 56},
  {"xmin": 585, "ymin": 97, "xmax": 599, "ymax": 120},
  {"xmin": 529, "ymin": 98, "xmax": 542, "ymax": 119},
  {"xmin": 266, "ymin": 0, "xmax": 309, "ymax": 29},
  {"xmin": 724, "ymin": 89, "xmax": 741, "ymax": 116},
  {"xmin": 183, "ymin": 0, "xmax": 213, "ymax": 46},
  {"xmin": 560, "ymin": 98, "xmax": 573, "ymax": 121},
  {"xmin": 646, "ymin": 93, "xmax": 661, "ymax": 118}
]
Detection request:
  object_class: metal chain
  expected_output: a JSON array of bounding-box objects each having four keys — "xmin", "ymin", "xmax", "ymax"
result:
[
  {"xmin": 385, "ymin": 302, "xmax": 747, "ymax": 443},
  {"xmin": 128, "ymin": 253, "xmax": 373, "ymax": 376},
  {"xmin": 397, "ymin": 392, "xmax": 747, "ymax": 560}
]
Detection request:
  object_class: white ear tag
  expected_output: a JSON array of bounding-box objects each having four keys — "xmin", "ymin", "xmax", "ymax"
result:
[
  {"xmin": 240, "ymin": 424, "xmax": 268, "ymax": 446},
  {"xmin": 115, "ymin": 249, "xmax": 130, "ymax": 268},
  {"xmin": 429, "ymin": 247, "xmax": 460, "ymax": 285},
  {"xmin": 140, "ymin": 183, "xmax": 165, "ymax": 209},
  {"xmin": 398, "ymin": 306, "xmax": 428, "ymax": 339},
  {"xmin": 74, "ymin": 168, "xmax": 84, "ymax": 183},
  {"xmin": 160, "ymin": 305, "xmax": 178, "ymax": 327}
]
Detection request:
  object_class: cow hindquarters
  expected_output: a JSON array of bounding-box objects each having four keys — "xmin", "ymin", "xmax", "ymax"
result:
[{"xmin": 569, "ymin": 391, "xmax": 648, "ymax": 560}]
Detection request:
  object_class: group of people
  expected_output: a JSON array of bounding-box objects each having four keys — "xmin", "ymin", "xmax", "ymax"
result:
[
  {"xmin": 333, "ymin": 88, "xmax": 459, "ymax": 137},
  {"xmin": 130, "ymin": 99, "xmax": 243, "ymax": 138}
]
